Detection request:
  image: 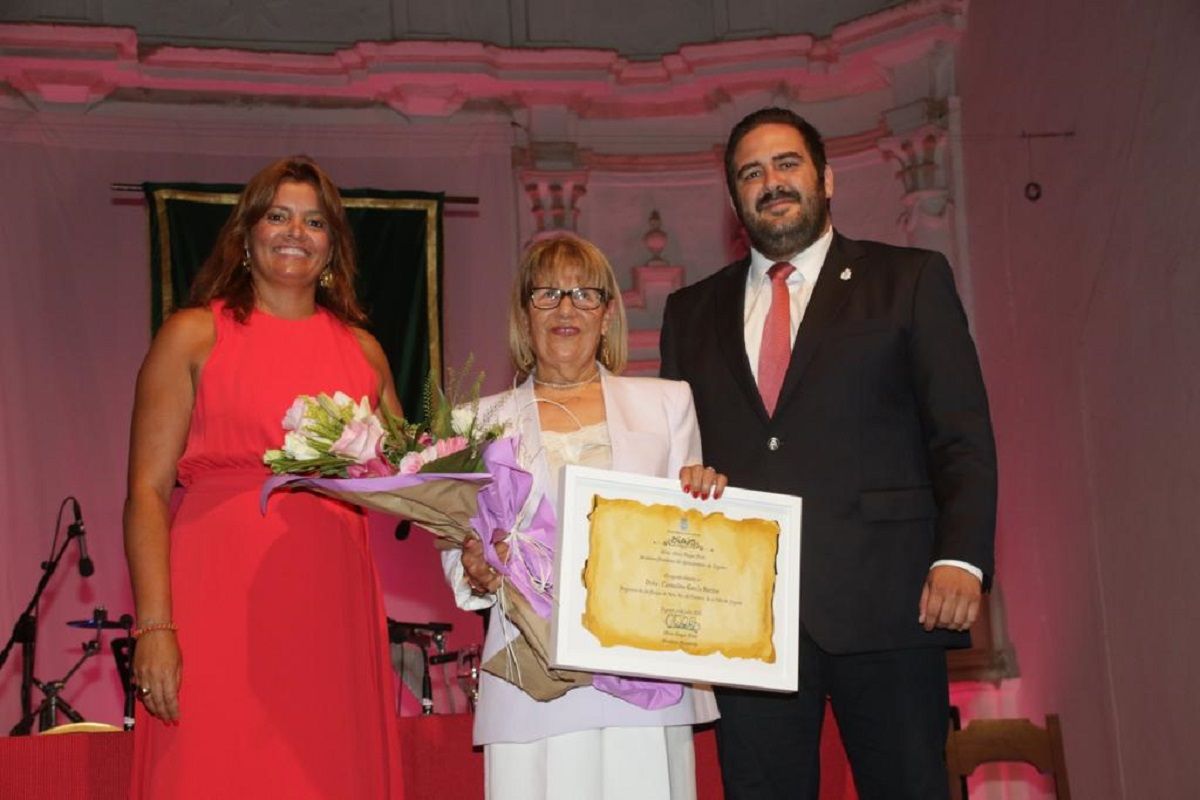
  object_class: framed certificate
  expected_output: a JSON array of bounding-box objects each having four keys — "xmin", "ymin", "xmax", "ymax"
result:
[{"xmin": 550, "ymin": 465, "xmax": 802, "ymax": 692}]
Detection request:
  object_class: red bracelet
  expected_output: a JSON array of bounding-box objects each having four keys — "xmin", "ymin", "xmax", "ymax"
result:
[{"xmin": 133, "ymin": 621, "xmax": 177, "ymax": 638}]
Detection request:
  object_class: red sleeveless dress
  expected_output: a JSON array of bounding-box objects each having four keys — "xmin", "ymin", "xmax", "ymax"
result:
[{"xmin": 131, "ymin": 302, "xmax": 404, "ymax": 798}]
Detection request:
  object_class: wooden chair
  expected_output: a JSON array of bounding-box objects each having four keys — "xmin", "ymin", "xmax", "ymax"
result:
[{"xmin": 945, "ymin": 714, "xmax": 1071, "ymax": 799}]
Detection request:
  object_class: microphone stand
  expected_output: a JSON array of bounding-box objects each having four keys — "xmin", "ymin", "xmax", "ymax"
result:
[{"xmin": 0, "ymin": 529, "xmax": 80, "ymax": 735}]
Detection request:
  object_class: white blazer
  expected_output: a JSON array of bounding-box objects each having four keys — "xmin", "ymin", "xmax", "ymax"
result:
[{"xmin": 441, "ymin": 371, "xmax": 719, "ymax": 745}]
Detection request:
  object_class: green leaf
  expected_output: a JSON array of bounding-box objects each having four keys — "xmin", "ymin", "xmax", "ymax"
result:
[{"xmin": 419, "ymin": 447, "xmax": 486, "ymax": 474}]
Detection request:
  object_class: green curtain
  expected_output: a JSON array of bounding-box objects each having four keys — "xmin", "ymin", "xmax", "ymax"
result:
[{"xmin": 144, "ymin": 183, "xmax": 443, "ymax": 421}]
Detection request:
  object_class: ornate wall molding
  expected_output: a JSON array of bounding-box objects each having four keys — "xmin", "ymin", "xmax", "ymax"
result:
[
  {"xmin": 0, "ymin": 1, "xmax": 964, "ymax": 118},
  {"xmin": 0, "ymin": 1, "xmax": 977, "ymax": 319},
  {"xmin": 1, "ymin": 1, "xmax": 960, "ymax": 59}
]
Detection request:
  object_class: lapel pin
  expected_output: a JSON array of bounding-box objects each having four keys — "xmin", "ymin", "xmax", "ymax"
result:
[{"xmin": 839, "ymin": 267, "xmax": 852, "ymax": 281}]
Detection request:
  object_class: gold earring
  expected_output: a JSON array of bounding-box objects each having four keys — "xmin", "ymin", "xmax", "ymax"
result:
[
  {"xmin": 242, "ymin": 246, "xmax": 251, "ymax": 271},
  {"xmin": 319, "ymin": 268, "xmax": 334, "ymax": 289},
  {"xmin": 599, "ymin": 333, "xmax": 611, "ymax": 365}
]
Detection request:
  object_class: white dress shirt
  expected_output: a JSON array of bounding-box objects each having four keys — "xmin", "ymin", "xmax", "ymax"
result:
[
  {"xmin": 741, "ymin": 226, "xmax": 983, "ymax": 583},
  {"xmin": 743, "ymin": 227, "xmax": 833, "ymax": 383}
]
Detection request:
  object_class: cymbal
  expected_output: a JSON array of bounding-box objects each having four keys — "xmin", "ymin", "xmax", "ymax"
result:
[{"xmin": 66, "ymin": 618, "xmax": 130, "ymax": 630}]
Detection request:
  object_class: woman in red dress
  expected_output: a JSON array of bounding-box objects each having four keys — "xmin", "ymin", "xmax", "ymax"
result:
[{"xmin": 124, "ymin": 156, "xmax": 404, "ymax": 798}]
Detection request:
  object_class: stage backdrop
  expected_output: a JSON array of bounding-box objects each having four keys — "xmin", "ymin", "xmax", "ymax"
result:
[{"xmin": 144, "ymin": 183, "xmax": 443, "ymax": 419}]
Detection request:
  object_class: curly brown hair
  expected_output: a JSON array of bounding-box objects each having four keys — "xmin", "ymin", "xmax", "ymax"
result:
[{"xmin": 188, "ymin": 155, "xmax": 367, "ymax": 326}]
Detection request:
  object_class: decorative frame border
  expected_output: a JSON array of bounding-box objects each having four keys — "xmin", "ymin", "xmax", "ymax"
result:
[
  {"xmin": 552, "ymin": 464, "xmax": 802, "ymax": 692},
  {"xmin": 148, "ymin": 188, "xmax": 441, "ymax": 381}
]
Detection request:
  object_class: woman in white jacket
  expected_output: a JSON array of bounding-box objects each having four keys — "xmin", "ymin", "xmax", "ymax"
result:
[{"xmin": 443, "ymin": 235, "xmax": 725, "ymax": 800}]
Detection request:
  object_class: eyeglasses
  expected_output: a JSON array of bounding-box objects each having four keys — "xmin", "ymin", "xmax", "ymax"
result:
[{"xmin": 528, "ymin": 286, "xmax": 608, "ymax": 311}]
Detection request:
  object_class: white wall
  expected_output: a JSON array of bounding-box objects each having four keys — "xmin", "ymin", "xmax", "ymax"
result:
[{"xmin": 958, "ymin": 0, "xmax": 1200, "ymax": 796}]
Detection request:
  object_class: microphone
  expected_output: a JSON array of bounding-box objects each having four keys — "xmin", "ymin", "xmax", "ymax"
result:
[{"xmin": 69, "ymin": 499, "xmax": 94, "ymax": 578}]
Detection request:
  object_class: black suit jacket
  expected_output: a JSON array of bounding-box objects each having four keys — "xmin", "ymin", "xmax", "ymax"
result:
[{"xmin": 660, "ymin": 232, "xmax": 996, "ymax": 654}]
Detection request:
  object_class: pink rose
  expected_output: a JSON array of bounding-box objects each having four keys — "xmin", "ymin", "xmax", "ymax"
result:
[
  {"xmin": 347, "ymin": 457, "xmax": 394, "ymax": 478},
  {"xmin": 282, "ymin": 397, "xmax": 310, "ymax": 431},
  {"xmin": 329, "ymin": 416, "xmax": 386, "ymax": 464},
  {"xmin": 397, "ymin": 452, "xmax": 425, "ymax": 475},
  {"xmin": 417, "ymin": 432, "xmax": 434, "ymax": 447}
]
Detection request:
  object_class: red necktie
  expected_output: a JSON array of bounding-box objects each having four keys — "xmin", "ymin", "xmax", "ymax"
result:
[{"xmin": 757, "ymin": 262, "xmax": 796, "ymax": 416}]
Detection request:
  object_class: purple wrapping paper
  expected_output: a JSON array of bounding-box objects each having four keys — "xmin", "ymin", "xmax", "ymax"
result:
[
  {"xmin": 471, "ymin": 437, "xmax": 557, "ymax": 617},
  {"xmin": 261, "ymin": 437, "xmax": 682, "ymax": 710}
]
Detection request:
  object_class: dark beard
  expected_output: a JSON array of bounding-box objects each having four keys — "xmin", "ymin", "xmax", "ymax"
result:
[{"xmin": 739, "ymin": 187, "xmax": 829, "ymax": 260}]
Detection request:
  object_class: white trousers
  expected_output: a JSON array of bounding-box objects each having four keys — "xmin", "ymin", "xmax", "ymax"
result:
[{"xmin": 484, "ymin": 724, "xmax": 697, "ymax": 800}]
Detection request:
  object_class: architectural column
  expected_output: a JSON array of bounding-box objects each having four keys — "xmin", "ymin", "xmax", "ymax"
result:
[
  {"xmin": 877, "ymin": 104, "xmax": 957, "ymax": 258},
  {"xmin": 870, "ymin": 37, "xmax": 976, "ymax": 308},
  {"xmin": 514, "ymin": 133, "xmax": 590, "ymax": 243},
  {"xmin": 876, "ymin": 94, "xmax": 975, "ymax": 313}
]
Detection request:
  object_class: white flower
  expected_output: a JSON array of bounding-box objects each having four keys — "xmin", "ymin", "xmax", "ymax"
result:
[
  {"xmin": 318, "ymin": 391, "xmax": 371, "ymax": 424},
  {"xmin": 282, "ymin": 431, "xmax": 321, "ymax": 461},
  {"xmin": 351, "ymin": 396, "xmax": 374, "ymax": 423},
  {"xmin": 451, "ymin": 406, "xmax": 476, "ymax": 437},
  {"xmin": 281, "ymin": 396, "xmax": 312, "ymax": 432}
]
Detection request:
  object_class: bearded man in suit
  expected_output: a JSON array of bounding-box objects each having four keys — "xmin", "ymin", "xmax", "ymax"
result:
[{"xmin": 659, "ymin": 107, "xmax": 997, "ymax": 800}]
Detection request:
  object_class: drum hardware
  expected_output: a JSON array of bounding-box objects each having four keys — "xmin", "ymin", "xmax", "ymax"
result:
[
  {"xmin": 460, "ymin": 645, "xmax": 481, "ymax": 712},
  {"xmin": 8, "ymin": 607, "xmax": 130, "ymax": 735},
  {"xmin": 388, "ymin": 620, "xmax": 454, "ymax": 715},
  {"xmin": 41, "ymin": 721, "xmax": 122, "ymax": 734},
  {"xmin": 66, "ymin": 617, "xmax": 133, "ymax": 630},
  {"xmin": 0, "ymin": 498, "xmax": 100, "ymax": 736},
  {"xmin": 429, "ymin": 644, "xmax": 481, "ymax": 712},
  {"xmin": 110, "ymin": 630, "xmax": 137, "ymax": 730}
]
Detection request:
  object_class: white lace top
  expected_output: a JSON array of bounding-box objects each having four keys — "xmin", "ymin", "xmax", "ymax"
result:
[{"xmin": 540, "ymin": 421, "xmax": 613, "ymax": 478}]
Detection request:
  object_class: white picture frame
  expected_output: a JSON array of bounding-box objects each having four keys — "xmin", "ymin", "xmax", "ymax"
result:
[{"xmin": 550, "ymin": 464, "xmax": 802, "ymax": 692}]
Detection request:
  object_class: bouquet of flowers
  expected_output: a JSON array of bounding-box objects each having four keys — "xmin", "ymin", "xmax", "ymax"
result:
[
  {"xmin": 259, "ymin": 369, "xmax": 654, "ymax": 704},
  {"xmin": 264, "ymin": 376, "xmax": 498, "ymax": 480}
]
